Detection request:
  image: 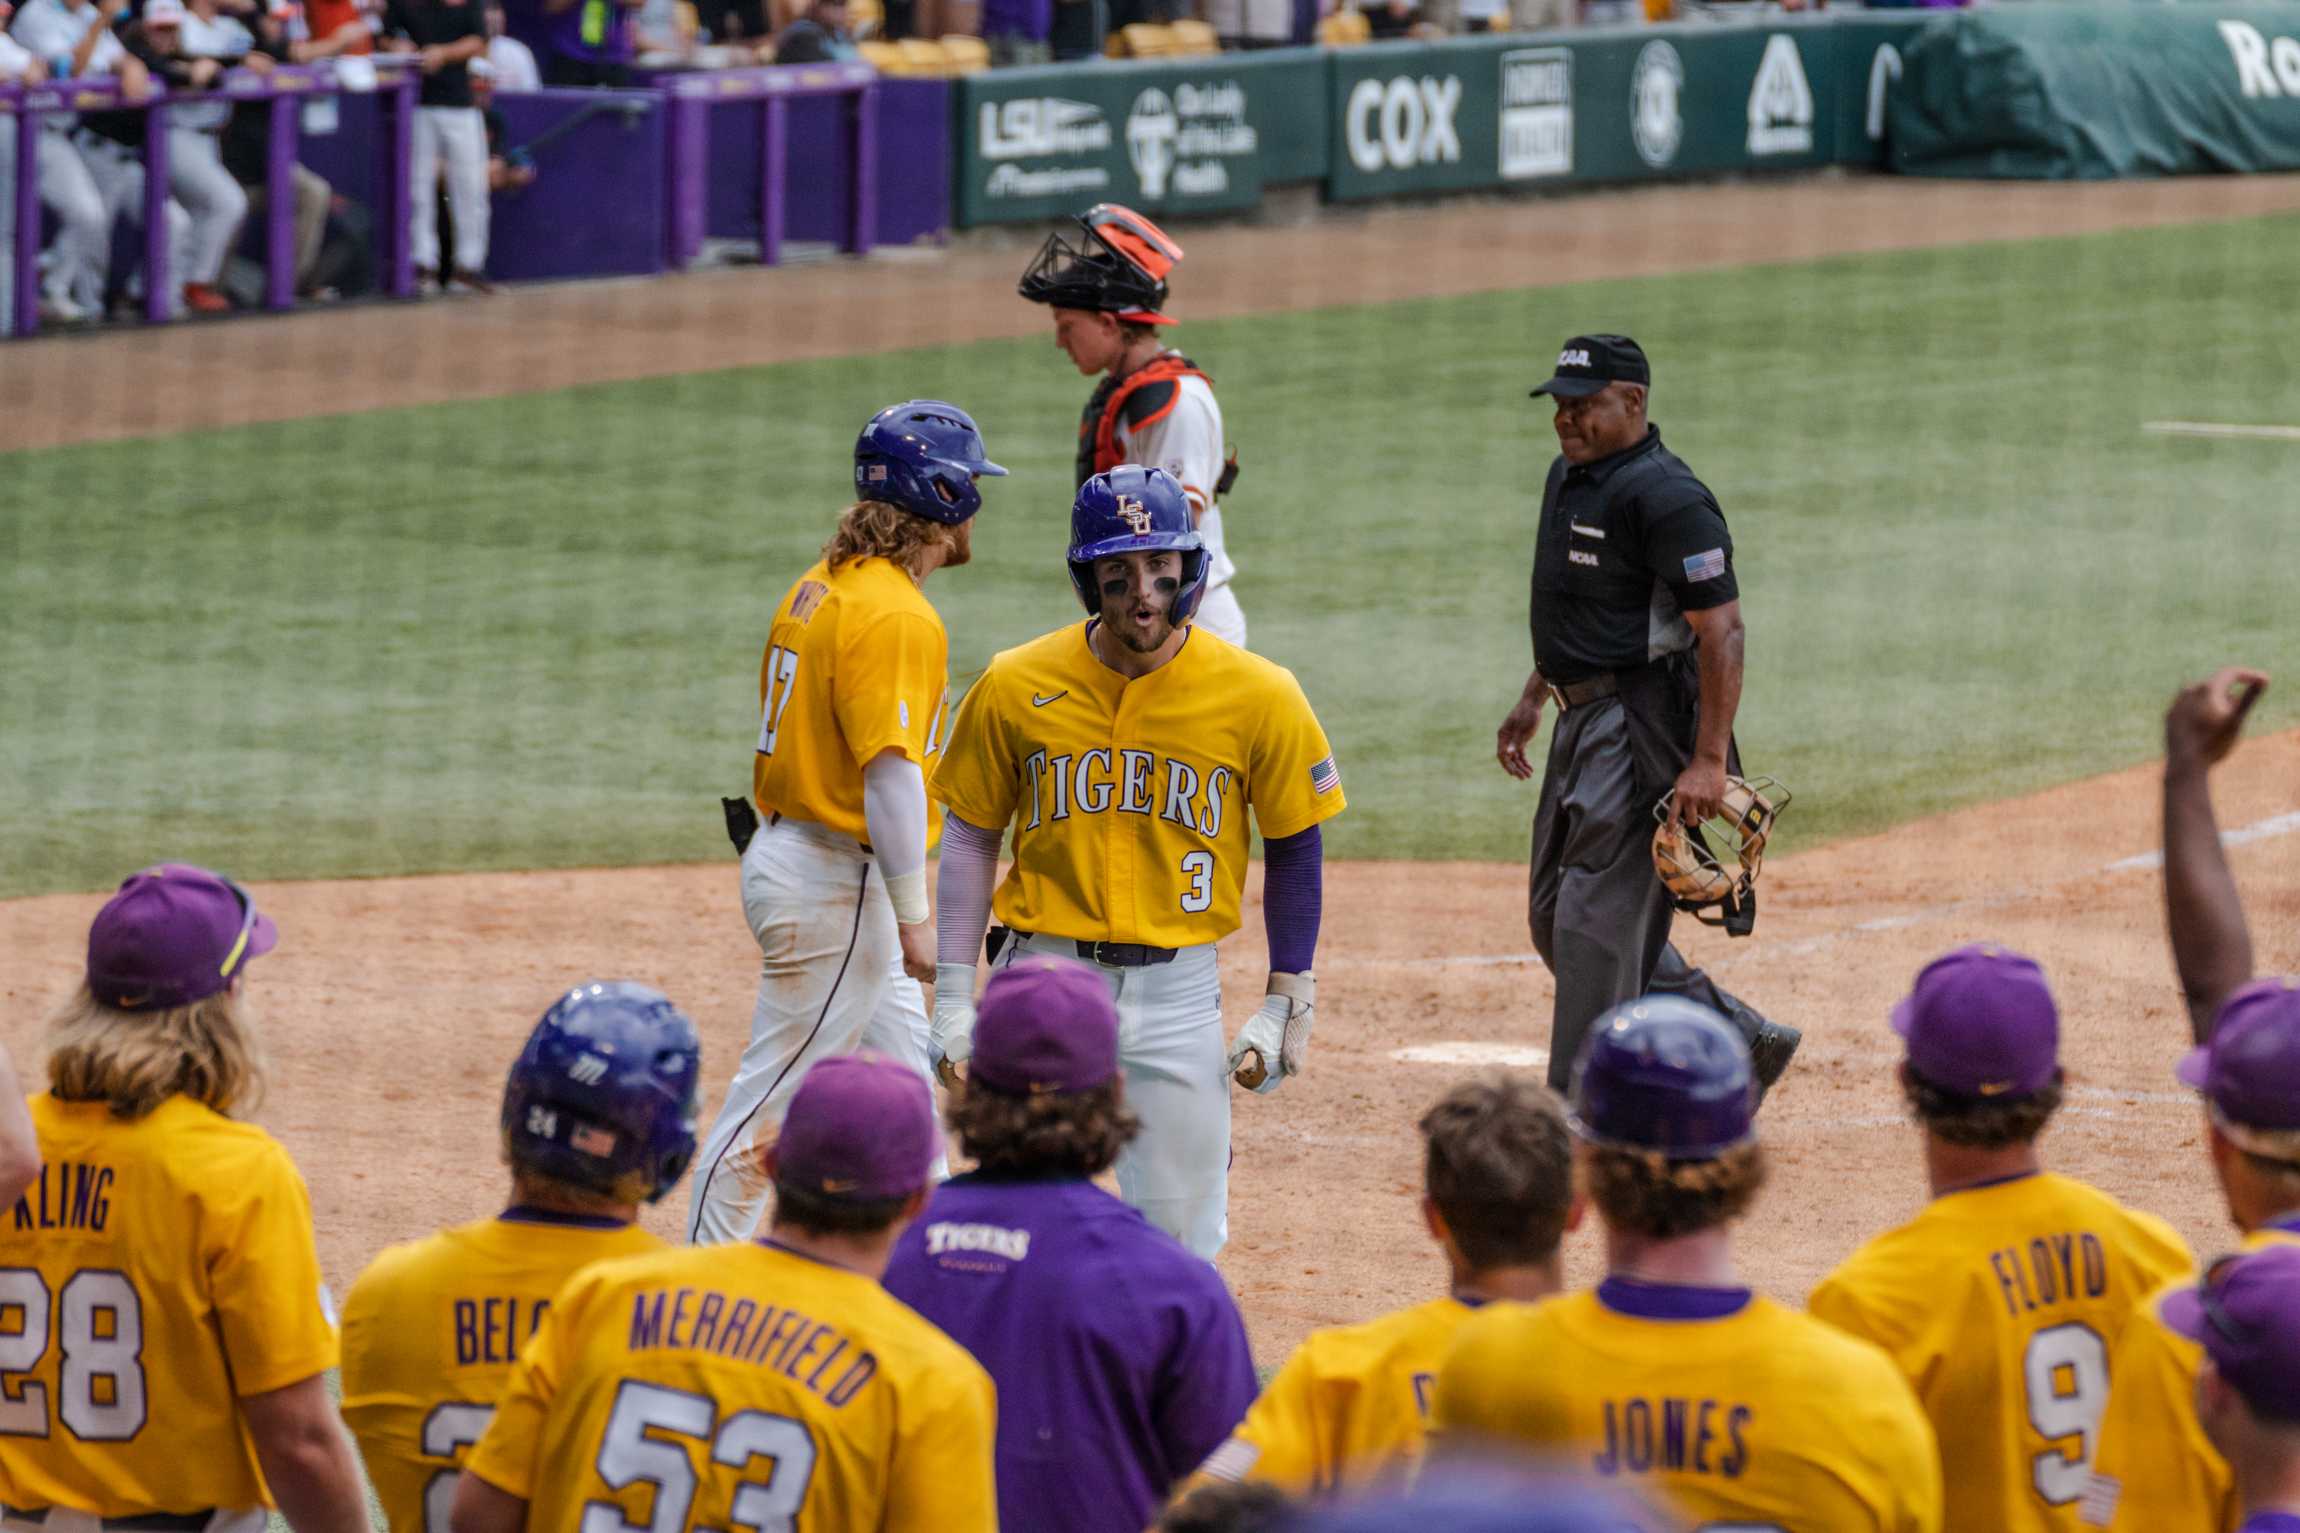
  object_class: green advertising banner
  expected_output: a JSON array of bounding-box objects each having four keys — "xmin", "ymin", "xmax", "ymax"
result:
[
  {"xmin": 1826, "ymin": 13, "xmax": 1929, "ymax": 170},
  {"xmin": 953, "ymin": 51, "xmax": 1325, "ymax": 226},
  {"xmin": 1890, "ymin": 3, "xmax": 2300, "ymax": 177},
  {"xmin": 1323, "ymin": 22, "xmax": 1844, "ymax": 200}
]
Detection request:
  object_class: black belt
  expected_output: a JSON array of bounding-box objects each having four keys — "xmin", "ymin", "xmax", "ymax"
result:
[
  {"xmin": 1544, "ymin": 671, "xmax": 1619, "ymax": 711},
  {"xmin": 1002, "ymin": 930, "xmax": 1176, "ymax": 967},
  {"xmin": 5, "ymin": 1509, "xmax": 213, "ymax": 1532}
]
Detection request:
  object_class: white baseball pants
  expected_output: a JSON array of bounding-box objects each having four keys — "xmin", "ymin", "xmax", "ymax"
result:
[
  {"xmin": 74, "ymin": 131, "xmax": 190, "ymax": 317},
  {"xmin": 410, "ymin": 105, "xmax": 489, "ymax": 274},
  {"xmin": 165, "ymin": 126, "xmax": 247, "ymax": 285},
  {"xmin": 37, "ymin": 127, "xmax": 112, "ymax": 315},
  {"xmin": 996, "ymin": 930, "xmax": 1230, "ymax": 1259},
  {"xmin": 686, "ymin": 814, "xmax": 940, "ymax": 1245},
  {"xmin": 1195, "ymin": 584, "xmax": 1247, "ymax": 650}
]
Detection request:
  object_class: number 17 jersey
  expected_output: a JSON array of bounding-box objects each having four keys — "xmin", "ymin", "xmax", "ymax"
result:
[{"xmin": 1808, "ymin": 1171, "xmax": 2192, "ymax": 1533}]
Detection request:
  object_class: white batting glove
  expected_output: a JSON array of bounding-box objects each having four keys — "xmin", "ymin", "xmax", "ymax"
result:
[
  {"xmin": 1227, "ymin": 972, "xmax": 1314, "ymax": 1095},
  {"xmin": 931, "ymin": 963, "xmax": 978, "ymax": 1087}
]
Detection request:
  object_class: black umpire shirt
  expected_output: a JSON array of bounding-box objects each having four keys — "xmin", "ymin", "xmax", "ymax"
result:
[{"xmin": 1529, "ymin": 426, "xmax": 1739, "ymax": 685}]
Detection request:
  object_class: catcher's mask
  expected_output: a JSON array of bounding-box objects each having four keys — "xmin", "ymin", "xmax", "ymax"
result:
[
  {"xmin": 1652, "ymin": 776, "xmax": 1790, "ymax": 939},
  {"xmin": 1018, "ymin": 204, "xmax": 1182, "ymax": 324}
]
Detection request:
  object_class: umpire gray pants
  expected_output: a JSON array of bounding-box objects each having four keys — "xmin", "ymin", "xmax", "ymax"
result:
[{"xmin": 1528, "ymin": 692, "xmax": 1774, "ymax": 1093}]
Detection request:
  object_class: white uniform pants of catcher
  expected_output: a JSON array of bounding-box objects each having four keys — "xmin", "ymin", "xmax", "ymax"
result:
[
  {"xmin": 1193, "ymin": 583, "xmax": 1246, "ymax": 650},
  {"xmin": 686, "ymin": 814, "xmax": 941, "ymax": 1244},
  {"xmin": 996, "ymin": 929, "xmax": 1229, "ymax": 1260}
]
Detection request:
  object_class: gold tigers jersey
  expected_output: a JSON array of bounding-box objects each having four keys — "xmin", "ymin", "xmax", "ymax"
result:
[
  {"xmin": 751, "ymin": 556, "xmax": 950, "ymax": 846},
  {"xmin": 0, "ymin": 1094, "xmax": 336, "ymax": 1517},
  {"xmin": 929, "ymin": 622, "xmax": 1344, "ymax": 948},
  {"xmin": 1196, "ymin": 1296, "xmax": 1475, "ymax": 1499},
  {"xmin": 339, "ymin": 1209, "xmax": 666, "ymax": 1533},
  {"xmin": 1807, "ymin": 1171, "xmax": 2191, "ymax": 1533},
  {"xmin": 2081, "ymin": 1221, "xmax": 2300, "ymax": 1532},
  {"xmin": 1432, "ymin": 1284, "xmax": 1944, "ymax": 1533},
  {"xmin": 463, "ymin": 1239, "xmax": 997, "ymax": 1533}
]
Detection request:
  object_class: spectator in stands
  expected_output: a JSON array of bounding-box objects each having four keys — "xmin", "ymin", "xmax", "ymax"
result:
[
  {"xmin": 534, "ymin": 0, "xmax": 637, "ymax": 83},
  {"xmin": 471, "ymin": 57, "xmax": 534, "ymax": 190},
  {"xmin": 381, "ymin": 0, "xmax": 490, "ymax": 292},
  {"xmin": 883, "ymin": 958, "xmax": 1258, "ymax": 1533},
  {"xmin": 629, "ymin": 0, "xmax": 690, "ymax": 62},
  {"xmin": 129, "ymin": 0, "xmax": 259, "ymax": 315},
  {"xmin": 9, "ymin": 0, "xmax": 154, "ymax": 322},
  {"xmin": 1206, "ymin": 0, "xmax": 1287, "ymax": 49},
  {"xmin": 771, "ymin": 0, "xmax": 854, "ymax": 60},
  {"xmin": 483, "ymin": 0, "xmax": 540, "ymax": 84},
  {"xmin": 221, "ymin": 0, "xmax": 358, "ymax": 299},
  {"xmin": 302, "ymin": 0, "xmax": 375, "ymax": 50},
  {"xmin": 2174, "ymin": 1247, "xmax": 2300, "ymax": 1533},
  {"xmin": 980, "ymin": 0, "xmax": 1049, "ymax": 65},
  {"xmin": 697, "ymin": 0, "xmax": 766, "ymax": 47},
  {"xmin": 1507, "ymin": 0, "xmax": 1572, "ymax": 30},
  {"xmin": 1363, "ymin": 0, "xmax": 1416, "ymax": 40}
]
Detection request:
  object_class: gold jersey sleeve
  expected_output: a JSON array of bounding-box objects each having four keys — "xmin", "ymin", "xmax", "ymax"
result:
[
  {"xmin": 1432, "ymin": 1291, "xmax": 1944, "ymax": 1533},
  {"xmin": 0, "ymin": 1094, "xmax": 337, "ymax": 1518},
  {"xmin": 928, "ymin": 623, "xmax": 1344, "ymax": 947},
  {"xmin": 1197, "ymin": 1297, "xmax": 1470, "ymax": 1499},
  {"xmin": 464, "ymin": 1241, "xmax": 998, "ymax": 1533},
  {"xmin": 2083, "ymin": 1226, "xmax": 2300, "ymax": 1531},
  {"xmin": 751, "ymin": 557, "xmax": 952, "ymax": 847},
  {"xmin": 338, "ymin": 1213, "xmax": 666, "ymax": 1533},
  {"xmin": 1805, "ymin": 1172, "xmax": 2192, "ymax": 1533}
]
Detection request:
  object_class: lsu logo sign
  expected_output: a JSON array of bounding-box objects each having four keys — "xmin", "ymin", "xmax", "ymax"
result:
[
  {"xmin": 1746, "ymin": 34, "xmax": 1815, "ymax": 156},
  {"xmin": 979, "ymin": 97, "xmax": 1112, "ymax": 160},
  {"xmin": 1344, "ymin": 73, "xmax": 1464, "ymax": 173}
]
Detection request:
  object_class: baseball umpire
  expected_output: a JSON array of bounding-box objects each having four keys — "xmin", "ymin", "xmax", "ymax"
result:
[
  {"xmin": 1019, "ymin": 204, "xmax": 1249, "ymax": 647},
  {"xmin": 1496, "ymin": 333, "xmax": 1799, "ymax": 1095}
]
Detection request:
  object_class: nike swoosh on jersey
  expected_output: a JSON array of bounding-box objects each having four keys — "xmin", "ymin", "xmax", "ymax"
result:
[{"xmin": 1032, "ymin": 691, "xmax": 1068, "ymax": 708}]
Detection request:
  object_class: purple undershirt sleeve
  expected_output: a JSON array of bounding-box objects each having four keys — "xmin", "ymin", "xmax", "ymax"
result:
[{"xmin": 1261, "ymin": 824, "xmax": 1323, "ymax": 974}]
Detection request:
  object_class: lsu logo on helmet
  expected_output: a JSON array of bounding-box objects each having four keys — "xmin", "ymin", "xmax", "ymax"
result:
[{"xmin": 1117, "ymin": 495, "xmax": 1153, "ymax": 535}]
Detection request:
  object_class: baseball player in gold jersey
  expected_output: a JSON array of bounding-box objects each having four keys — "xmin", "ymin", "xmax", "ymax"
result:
[
  {"xmin": 1, "ymin": 865, "xmax": 368, "ymax": 1533},
  {"xmin": 1808, "ymin": 946, "xmax": 2190, "ymax": 1533},
  {"xmin": 687, "ymin": 400, "xmax": 1004, "ymax": 1245},
  {"xmin": 2083, "ymin": 980, "xmax": 2300, "ymax": 1531},
  {"xmin": 1433, "ymin": 997, "xmax": 1943, "ymax": 1533},
  {"xmin": 341, "ymin": 982, "xmax": 702, "ymax": 1533},
  {"xmin": 453, "ymin": 1052, "xmax": 997, "ymax": 1533},
  {"xmin": 1192, "ymin": 1074, "xmax": 1579, "ymax": 1500},
  {"xmin": 928, "ymin": 464, "xmax": 1343, "ymax": 1259}
]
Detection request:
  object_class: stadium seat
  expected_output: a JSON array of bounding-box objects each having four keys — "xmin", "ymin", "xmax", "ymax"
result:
[
  {"xmin": 1109, "ymin": 21, "xmax": 1179, "ymax": 55},
  {"xmin": 939, "ymin": 33, "xmax": 991, "ymax": 71},
  {"xmin": 1316, "ymin": 8, "xmax": 1370, "ymax": 43},
  {"xmin": 896, "ymin": 36, "xmax": 951, "ymax": 71},
  {"xmin": 1169, "ymin": 17, "xmax": 1219, "ymax": 51},
  {"xmin": 858, "ymin": 37, "xmax": 909, "ymax": 70}
]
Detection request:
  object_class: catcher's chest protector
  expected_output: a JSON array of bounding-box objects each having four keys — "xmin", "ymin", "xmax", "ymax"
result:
[{"xmin": 1075, "ymin": 353, "xmax": 1209, "ymax": 488}]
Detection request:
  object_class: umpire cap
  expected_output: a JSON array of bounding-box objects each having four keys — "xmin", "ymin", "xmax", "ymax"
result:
[
  {"xmin": 1569, "ymin": 996, "xmax": 1756, "ymax": 1159},
  {"xmin": 1531, "ymin": 334, "xmax": 1650, "ymax": 399}
]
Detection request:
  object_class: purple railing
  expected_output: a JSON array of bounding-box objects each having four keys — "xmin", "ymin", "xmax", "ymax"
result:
[
  {"xmin": 2, "ymin": 55, "xmax": 418, "ymax": 338},
  {"xmin": 658, "ymin": 60, "xmax": 876, "ymax": 270}
]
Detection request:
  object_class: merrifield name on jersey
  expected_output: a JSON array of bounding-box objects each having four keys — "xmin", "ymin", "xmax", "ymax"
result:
[
  {"xmin": 627, "ymin": 1286, "xmax": 880, "ymax": 1407},
  {"xmin": 12, "ymin": 1159, "xmax": 115, "ymax": 1233}
]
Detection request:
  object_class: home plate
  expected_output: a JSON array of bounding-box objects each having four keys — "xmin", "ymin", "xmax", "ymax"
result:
[{"xmin": 1391, "ymin": 1042, "xmax": 1549, "ymax": 1069}]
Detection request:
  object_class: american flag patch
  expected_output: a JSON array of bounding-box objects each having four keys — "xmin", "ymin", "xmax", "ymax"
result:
[
  {"xmin": 865, "ymin": 464, "xmax": 888, "ymax": 482},
  {"xmin": 570, "ymin": 1124, "xmax": 619, "ymax": 1157},
  {"xmin": 1683, "ymin": 547, "xmax": 1727, "ymax": 582},
  {"xmin": 1309, "ymin": 755, "xmax": 1341, "ymax": 795}
]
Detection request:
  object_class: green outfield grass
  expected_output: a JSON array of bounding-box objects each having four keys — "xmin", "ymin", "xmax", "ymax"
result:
[{"xmin": 5, "ymin": 213, "xmax": 2297, "ymax": 897}]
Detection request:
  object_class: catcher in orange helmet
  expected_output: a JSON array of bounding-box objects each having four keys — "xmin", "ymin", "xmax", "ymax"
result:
[{"xmin": 1020, "ymin": 203, "xmax": 1250, "ymax": 648}]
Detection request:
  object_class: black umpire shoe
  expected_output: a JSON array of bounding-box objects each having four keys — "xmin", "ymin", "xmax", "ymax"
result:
[{"xmin": 1747, "ymin": 1020, "xmax": 1802, "ymax": 1101}]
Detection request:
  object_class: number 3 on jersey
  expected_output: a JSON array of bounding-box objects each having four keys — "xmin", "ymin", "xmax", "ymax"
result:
[{"xmin": 756, "ymin": 647, "xmax": 801, "ymax": 757}]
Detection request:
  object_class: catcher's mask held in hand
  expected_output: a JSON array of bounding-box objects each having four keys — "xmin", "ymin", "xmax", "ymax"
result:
[{"xmin": 1652, "ymin": 775, "xmax": 1791, "ymax": 939}]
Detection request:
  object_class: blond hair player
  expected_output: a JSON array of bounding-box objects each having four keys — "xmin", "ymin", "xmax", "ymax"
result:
[
  {"xmin": 0, "ymin": 864, "xmax": 368, "ymax": 1533},
  {"xmin": 687, "ymin": 400, "xmax": 1003, "ymax": 1244},
  {"xmin": 1809, "ymin": 946, "xmax": 2190, "ymax": 1533},
  {"xmin": 928, "ymin": 464, "xmax": 1344, "ymax": 1259},
  {"xmin": 1432, "ymin": 997, "xmax": 1943, "ymax": 1533},
  {"xmin": 453, "ymin": 1052, "xmax": 997, "ymax": 1533},
  {"xmin": 1193, "ymin": 1073, "xmax": 1579, "ymax": 1500},
  {"xmin": 340, "ymin": 982, "xmax": 701, "ymax": 1533}
]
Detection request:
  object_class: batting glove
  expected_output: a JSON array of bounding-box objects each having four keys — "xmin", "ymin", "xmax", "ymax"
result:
[
  {"xmin": 1227, "ymin": 971, "xmax": 1314, "ymax": 1095},
  {"xmin": 931, "ymin": 962, "xmax": 978, "ymax": 1087}
]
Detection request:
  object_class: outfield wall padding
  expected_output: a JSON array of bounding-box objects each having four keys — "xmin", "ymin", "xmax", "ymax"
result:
[{"xmin": 1890, "ymin": 3, "xmax": 2300, "ymax": 177}]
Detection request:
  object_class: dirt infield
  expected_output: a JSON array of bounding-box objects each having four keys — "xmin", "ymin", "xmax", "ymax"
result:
[
  {"xmin": 2, "ymin": 731, "xmax": 2293, "ymax": 1361},
  {"xmin": 8, "ymin": 172, "xmax": 2300, "ymax": 452}
]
